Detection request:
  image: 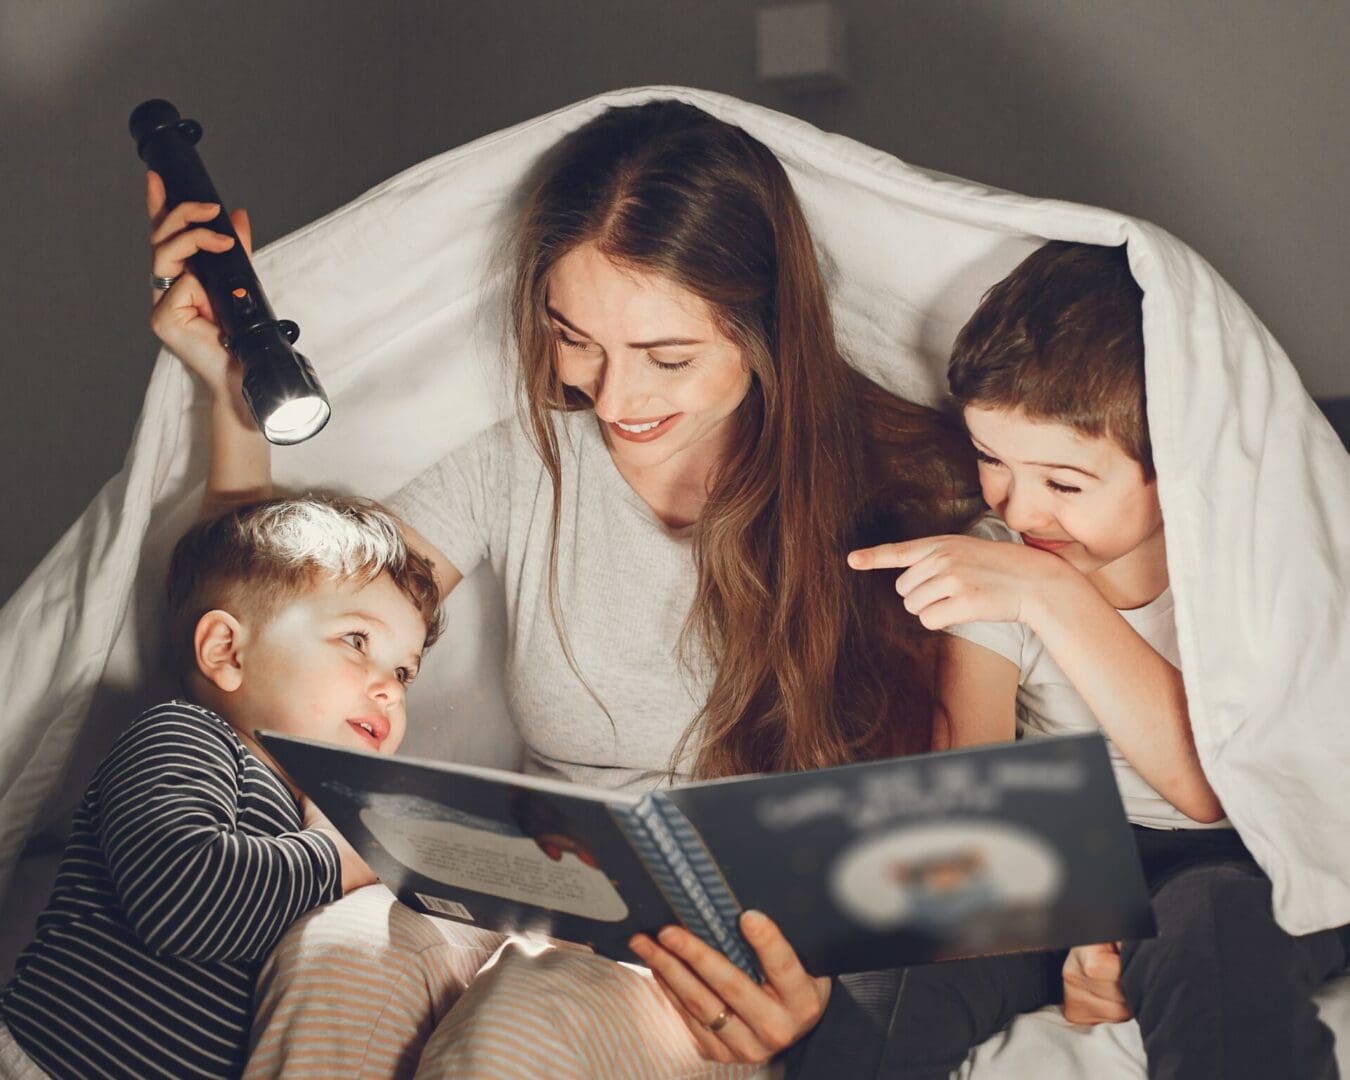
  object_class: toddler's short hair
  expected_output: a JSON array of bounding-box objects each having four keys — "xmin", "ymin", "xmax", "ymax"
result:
[
  {"xmin": 948, "ymin": 241, "xmax": 1153, "ymax": 479},
  {"xmin": 166, "ymin": 493, "xmax": 444, "ymax": 675}
]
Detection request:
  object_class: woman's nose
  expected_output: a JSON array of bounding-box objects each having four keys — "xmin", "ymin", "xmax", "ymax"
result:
[{"xmin": 592, "ymin": 357, "xmax": 650, "ymax": 421}]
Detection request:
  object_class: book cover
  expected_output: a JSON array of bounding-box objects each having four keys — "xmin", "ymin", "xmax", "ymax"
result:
[
  {"xmin": 260, "ymin": 731, "xmax": 1154, "ymax": 977},
  {"xmin": 662, "ymin": 733, "xmax": 1155, "ymax": 973}
]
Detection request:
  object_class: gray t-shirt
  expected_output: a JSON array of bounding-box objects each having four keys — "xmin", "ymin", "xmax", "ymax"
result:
[
  {"xmin": 947, "ymin": 516, "xmax": 1230, "ymax": 830},
  {"xmin": 389, "ymin": 411, "xmax": 710, "ymax": 793}
]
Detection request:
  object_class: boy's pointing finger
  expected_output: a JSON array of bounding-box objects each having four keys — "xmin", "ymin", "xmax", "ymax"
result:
[{"xmin": 847, "ymin": 537, "xmax": 942, "ymax": 571}]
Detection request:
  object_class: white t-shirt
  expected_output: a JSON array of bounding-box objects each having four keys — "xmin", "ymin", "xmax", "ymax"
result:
[
  {"xmin": 389, "ymin": 410, "xmax": 711, "ymax": 793},
  {"xmin": 947, "ymin": 517, "xmax": 1230, "ymax": 830}
]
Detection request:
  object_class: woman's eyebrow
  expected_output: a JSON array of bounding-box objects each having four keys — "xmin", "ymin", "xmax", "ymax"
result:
[
  {"xmin": 632, "ymin": 336, "xmax": 705, "ymax": 349},
  {"xmin": 545, "ymin": 306, "xmax": 704, "ymax": 349},
  {"xmin": 546, "ymin": 306, "xmax": 589, "ymax": 337}
]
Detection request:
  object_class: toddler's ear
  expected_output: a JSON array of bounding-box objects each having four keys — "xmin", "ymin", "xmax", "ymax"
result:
[{"xmin": 194, "ymin": 610, "xmax": 245, "ymax": 692}]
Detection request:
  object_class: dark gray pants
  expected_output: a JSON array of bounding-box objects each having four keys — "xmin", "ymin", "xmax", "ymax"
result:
[{"xmin": 785, "ymin": 828, "xmax": 1347, "ymax": 1080}]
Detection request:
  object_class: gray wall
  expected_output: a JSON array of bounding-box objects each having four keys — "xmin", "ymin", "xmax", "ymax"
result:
[{"xmin": 2, "ymin": 0, "xmax": 1346, "ymax": 605}]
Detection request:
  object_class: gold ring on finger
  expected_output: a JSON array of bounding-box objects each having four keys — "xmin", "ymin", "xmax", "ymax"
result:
[{"xmin": 706, "ymin": 1008, "xmax": 731, "ymax": 1033}]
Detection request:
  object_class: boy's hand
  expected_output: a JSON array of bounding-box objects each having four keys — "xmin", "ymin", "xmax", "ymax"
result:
[
  {"xmin": 1061, "ymin": 942, "xmax": 1132, "ymax": 1025},
  {"xmin": 301, "ymin": 797, "xmax": 379, "ymax": 894},
  {"xmin": 848, "ymin": 534, "xmax": 1075, "ymax": 630}
]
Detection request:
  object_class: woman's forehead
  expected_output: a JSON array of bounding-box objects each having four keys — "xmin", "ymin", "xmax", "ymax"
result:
[{"xmin": 546, "ymin": 243, "xmax": 718, "ymax": 339}]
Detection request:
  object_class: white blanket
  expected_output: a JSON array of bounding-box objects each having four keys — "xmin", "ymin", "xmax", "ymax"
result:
[{"xmin": 1, "ymin": 86, "xmax": 1346, "ymax": 1074}]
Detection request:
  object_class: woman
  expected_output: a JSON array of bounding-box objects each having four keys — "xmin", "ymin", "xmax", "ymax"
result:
[{"xmin": 148, "ymin": 100, "xmax": 1104, "ymax": 1077}]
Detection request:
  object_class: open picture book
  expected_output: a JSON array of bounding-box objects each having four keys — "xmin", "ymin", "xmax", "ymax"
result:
[{"xmin": 260, "ymin": 730, "xmax": 1155, "ymax": 979}]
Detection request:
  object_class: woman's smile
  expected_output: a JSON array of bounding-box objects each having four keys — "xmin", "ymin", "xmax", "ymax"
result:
[{"xmin": 608, "ymin": 413, "xmax": 681, "ymax": 441}]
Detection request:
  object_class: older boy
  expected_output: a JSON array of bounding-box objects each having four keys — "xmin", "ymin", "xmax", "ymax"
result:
[
  {"xmin": 830, "ymin": 243, "xmax": 1347, "ymax": 1079},
  {"xmin": 0, "ymin": 494, "xmax": 442, "ymax": 1080}
]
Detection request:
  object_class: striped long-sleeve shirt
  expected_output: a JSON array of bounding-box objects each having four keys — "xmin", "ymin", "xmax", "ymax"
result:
[{"xmin": 1, "ymin": 701, "xmax": 342, "ymax": 1079}]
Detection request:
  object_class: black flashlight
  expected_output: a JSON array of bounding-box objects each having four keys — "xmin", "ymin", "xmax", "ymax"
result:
[{"xmin": 130, "ymin": 99, "xmax": 330, "ymax": 445}]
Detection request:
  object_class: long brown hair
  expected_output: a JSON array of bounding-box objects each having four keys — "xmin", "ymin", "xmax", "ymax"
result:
[{"xmin": 510, "ymin": 101, "xmax": 975, "ymax": 778}]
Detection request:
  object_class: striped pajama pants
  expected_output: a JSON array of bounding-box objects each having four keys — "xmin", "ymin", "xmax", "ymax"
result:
[{"xmin": 245, "ymin": 885, "xmax": 769, "ymax": 1079}]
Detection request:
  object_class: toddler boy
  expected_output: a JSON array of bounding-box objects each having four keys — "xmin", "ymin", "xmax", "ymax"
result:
[{"xmin": 0, "ymin": 494, "xmax": 442, "ymax": 1079}]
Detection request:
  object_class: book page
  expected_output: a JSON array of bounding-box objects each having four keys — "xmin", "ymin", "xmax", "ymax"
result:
[
  {"xmin": 258, "ymin": 732, "xmax": 682, "ymax": 962},
  {"xmin": 361, "ymin": 808, "xmax": 630, "ymax": 922}
]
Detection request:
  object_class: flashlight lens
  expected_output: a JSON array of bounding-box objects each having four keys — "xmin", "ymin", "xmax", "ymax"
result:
[{"xmin": 263, "ymin": 396, "xmax": 330, "ymax": 443}]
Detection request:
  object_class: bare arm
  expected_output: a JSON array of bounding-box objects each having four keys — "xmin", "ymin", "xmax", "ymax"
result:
[
  {"xmin": 198, "ymin": 390, "xmax": 273, "ymax": 517},
  {"xmin": 393, "ymin": 517, "xmax": 463, "ymax": 599},
  {"xmin": 934, "ymin": 634, "xmax": 1018, "ymax": 750},
  {"xmin": 852, "ymin": 535, "xmax": 1224, "ymax": 824},
  {"xmin": 934, "ymin": 620, "xmax": 1136, "ymax": 1028},
  {"xmin": 1022, "ymin": 570, "xmax": 1223, "ymax": 823}
]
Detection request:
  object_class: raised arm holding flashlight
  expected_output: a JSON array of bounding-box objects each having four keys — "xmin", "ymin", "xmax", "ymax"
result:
[{"xmin": 134, "ymin": 98, "xmax": 329, "ymax": 477}]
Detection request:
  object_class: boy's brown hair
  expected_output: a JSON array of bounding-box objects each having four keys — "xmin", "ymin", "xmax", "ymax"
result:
[
  {"xmin": 948, "ymin": 241, "xmax": 1153, "ymax": 479},
  {"xmin": 166, "ymin": 493, "xmax": 443, "ymax": 676}
]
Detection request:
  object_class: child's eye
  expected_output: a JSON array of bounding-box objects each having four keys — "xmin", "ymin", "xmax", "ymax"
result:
[
  {"xmin": 974, "ymin": 451, "xmax": 1002, "ymax": 467},
  {"xmin": 397, "ymin": 667, "xmax": 415, "ymax": 686},
  {"xmin": 1046, "ymin": 480, "xmax": 1082, "ymax": 495},
  {"xmin": 648, "ymin": 356, "xmax": 696, "ymax": 372},
  {"xmin": 342, "ymin": 630, "xmax": 369, "ymax": 652}
]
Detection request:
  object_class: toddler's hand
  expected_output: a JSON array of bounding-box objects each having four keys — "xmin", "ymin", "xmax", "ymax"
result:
[
  {"xmin": 848, "ymin": 534, "xmax": 1074, "ymax": 630},
  {"xmin": 301, "ymin": 796, "xmax": 379, "ymax": 895}
]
